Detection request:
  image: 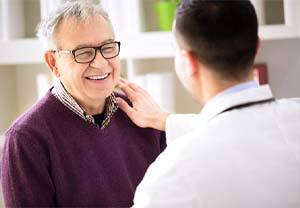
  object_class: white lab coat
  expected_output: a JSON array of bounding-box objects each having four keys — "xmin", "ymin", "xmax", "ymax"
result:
[{"xmin": 133, "ymin": 85, "xmax": 300, "ymax": 208}]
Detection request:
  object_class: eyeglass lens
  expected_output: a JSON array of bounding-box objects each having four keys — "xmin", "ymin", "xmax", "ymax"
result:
[{"xmin": 74, "ymin": 42, "xmax": 120, "ymax": 63}]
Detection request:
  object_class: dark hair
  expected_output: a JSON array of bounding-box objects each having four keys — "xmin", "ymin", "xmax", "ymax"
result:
[{"xmin": 175, "ymin": 0, "xmax": 258, "ymax": 80}]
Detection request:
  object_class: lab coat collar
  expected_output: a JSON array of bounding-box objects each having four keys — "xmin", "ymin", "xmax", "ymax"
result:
[
  {"xmin": 199, "ymin": 84, "xmax": 274, "ymax": 122},
  {"xmin": 166, "ymin": 84, "xmax": 274, "ymax": 143}
]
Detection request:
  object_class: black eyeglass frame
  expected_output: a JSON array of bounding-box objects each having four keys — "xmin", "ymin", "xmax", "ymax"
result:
[{"xmin": 56, "ymin": 41, "xmax": 121, "ymax": 64}]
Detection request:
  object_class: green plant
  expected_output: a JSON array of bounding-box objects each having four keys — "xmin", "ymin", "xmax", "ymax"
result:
[{"xmin": 155, "ymin": 0, "xmax": 179, "ymax": 31}]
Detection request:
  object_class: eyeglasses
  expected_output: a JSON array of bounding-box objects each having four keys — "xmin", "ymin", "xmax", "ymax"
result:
[{"xmin": 56, "ymin": 41, "xmax": 121, "ymax": 64}]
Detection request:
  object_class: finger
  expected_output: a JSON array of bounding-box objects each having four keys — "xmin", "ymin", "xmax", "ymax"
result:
[
  {"xmin": 118, "ymin": 78, "xmax": 131, "ymax": 89},
  {"xmin": 120, "ymin": 78, "xmax": 129, "ymax": 83},
  {"xmin": 119, "ymin": 78, "xmax": 145, "ymax": 92},
  {"xmin": 114, "ymin": 86, "xmax": 125, "ymax": 95},
  {"xmin": 118, "ymin": 82, "xmax": 136, "ymax": 100},
  {"xmin": 118, "ymin": 98, "xmax": 148, "ymax": 128},
  {"xmin": 120, "ymin": 78, "xmax": 141, "ymax": 91},
  {"xmin": 118, "ymin": 97, "xmax": 136, "ymax": 118},
  {"xmin": 128, "ymin": 82, "xmax": 144, "ymax": 92}
]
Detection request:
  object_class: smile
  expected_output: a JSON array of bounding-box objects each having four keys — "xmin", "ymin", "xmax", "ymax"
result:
[{"xmin": 86, "ymin": 73, "xmax": 110, "ymax": 81}]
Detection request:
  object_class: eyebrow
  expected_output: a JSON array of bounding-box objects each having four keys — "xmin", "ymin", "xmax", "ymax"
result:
[{"xmin": 74, "ymin": 38, "xmax": 115, "ymax": 49}]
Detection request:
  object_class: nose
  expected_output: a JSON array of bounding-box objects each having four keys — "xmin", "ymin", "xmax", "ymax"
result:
[{"xmin": 89, "ymin": 49, "xmax": 108, "ymax": 68}]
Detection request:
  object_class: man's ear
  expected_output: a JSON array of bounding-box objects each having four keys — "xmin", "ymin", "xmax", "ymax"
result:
[
  {"xmin": 181, "ymin": 50, "xmax": 200, "ymax": 76},
  {"xmin": 44, "ymin": 50, "xmax": 60, "ymax": 77},
  {"xmin": 255, "ymin": 38, "xmax": 261, "ymax": 58}
]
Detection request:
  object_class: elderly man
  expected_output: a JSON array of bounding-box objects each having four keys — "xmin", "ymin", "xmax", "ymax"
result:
[
  {"xmin": 118, "ymin": 0, "xmax": 300, "ymax": 207},
  {"xmin": 1, "ymin": 1, "xmax": 165, "ymax": 207}
]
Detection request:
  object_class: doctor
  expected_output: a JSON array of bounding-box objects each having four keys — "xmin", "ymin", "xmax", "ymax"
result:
[{"xmin": 118, "ymin": 0, "xmax": 300, "ymax": 207}]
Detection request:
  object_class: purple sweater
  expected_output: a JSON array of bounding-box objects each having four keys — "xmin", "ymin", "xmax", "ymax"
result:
[{"xmin": 1, "ymin": 91, "xmax": 166, "ymax": 207}]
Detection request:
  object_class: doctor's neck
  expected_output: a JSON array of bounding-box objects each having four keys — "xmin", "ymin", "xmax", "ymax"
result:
[{"xmin": 196, "ymin": 68, "xmax": 254, "ymax": 105}]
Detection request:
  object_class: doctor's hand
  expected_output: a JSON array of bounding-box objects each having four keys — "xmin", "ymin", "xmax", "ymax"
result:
[{"xmin": 117, "ymin": 78, "xmax": 170, "ymax": 131}]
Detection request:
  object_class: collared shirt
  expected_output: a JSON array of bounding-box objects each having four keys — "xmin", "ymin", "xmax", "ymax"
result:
[
  {"xmin": 164, "ymin": 80, "xmax": 260, "ymax": 144},
  {"xmin": 51, "ymin": 81, "xmax": 119, "ymax": 129},
  {"xmin": 215, "ymin": 80, "xmax": 259, "ymax": 99}
]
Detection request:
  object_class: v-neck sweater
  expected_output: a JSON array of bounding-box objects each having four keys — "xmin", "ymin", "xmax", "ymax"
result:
[{"xmin": 1, "ymin": 91, "xmax": 166, "ymax": 207}]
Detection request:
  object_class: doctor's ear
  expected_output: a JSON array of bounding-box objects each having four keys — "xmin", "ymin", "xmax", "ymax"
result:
[
  {"xmin": 45, "ymin": 50, "xmax": 60, "ymax": 77},
  {"xmin": 255, "ymin": 38, "xmax": 261, "ymax": 58},
  {"xmin": 181, "ymin": 50, "xmax": 200, "ymax": 76}
]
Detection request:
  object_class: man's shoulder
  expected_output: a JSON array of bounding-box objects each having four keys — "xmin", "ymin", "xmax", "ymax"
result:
[
  {"xmin": 113, "ymin": 91, "xmax": 133, "ymax": 106},
  {"xmin": 184, "ymin": 97, "xmax": 300, "ymax": 143},
  {"xmin": 112, "ymin": 91, "xmax": 166, "ymax": 148},
  {"xmin": 7, "ymin": 92, "xmax": 56, "ymax": 138}
]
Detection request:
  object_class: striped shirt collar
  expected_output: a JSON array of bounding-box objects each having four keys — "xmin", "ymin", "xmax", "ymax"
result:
[{"xmin": 51, "ymin": 81, "xmax": 119, "ymax": 129}]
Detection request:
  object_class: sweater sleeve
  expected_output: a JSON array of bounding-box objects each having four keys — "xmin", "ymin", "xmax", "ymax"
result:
[
  {"xmin": 1, "ymin": 128, "xmax": 55, "ymax": 207},
  {"xmin": 159, "ymin": 131, "xmax": 167, "ymax": 153}
]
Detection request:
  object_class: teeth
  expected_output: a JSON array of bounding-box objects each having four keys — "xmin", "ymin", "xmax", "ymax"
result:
[{"xmin": 87, "ymin": 73, "xmax": 109, "ymax": 80}]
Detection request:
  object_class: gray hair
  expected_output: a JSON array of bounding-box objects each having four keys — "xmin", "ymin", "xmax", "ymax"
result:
[{"xmin": 36, "ymin": 0, "xmax": 112, "ymax": 50}]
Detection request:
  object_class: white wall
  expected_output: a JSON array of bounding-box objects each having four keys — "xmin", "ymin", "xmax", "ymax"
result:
[
  {"xmin": 0, "ymin": 64, "xmax": 52, "ymax": 135},
  {"xmin": 256, "ymin": 38, "xmax": 300, "ymax": 98},
  {"xmin": 16, "ymin": 64, "xmax": 51, "ymax": 114},
  {"xmin": 133, "ymin": 58, "xmax": 202, "ymax": 113},
  {"xmin": 165, "ymin": 38, "xmax": 300, "ymax": 113},
  {"xmin": 152, "ymin": 38, "xmax": 300, "ymax": 113},
  {"xmin": 0, "ymin": 67, "xmax": 18, "ymax": 134}
]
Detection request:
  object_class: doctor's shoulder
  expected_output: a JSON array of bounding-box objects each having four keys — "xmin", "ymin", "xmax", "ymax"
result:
[
  {"xmin": 267, "ymin": 98, "xmax": 300, "ymax": 126},
  {"xmin": 286, "ymin": 97, "xmax": 300, "ymax": 105},
  {"xmin": 276, "ymin": 97, "xmax": 300, "ymax": 111}
]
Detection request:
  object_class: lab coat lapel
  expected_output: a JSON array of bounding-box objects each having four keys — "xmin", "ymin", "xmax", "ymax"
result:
[{"xmin": 199, "ymin": 85, "xmax": 274, "ymax": 123}]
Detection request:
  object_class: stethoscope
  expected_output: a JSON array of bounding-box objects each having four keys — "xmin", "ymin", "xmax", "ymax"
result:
[{"xmin": 219, "ymin": 98, "xmax": 275, "ymax": 115}]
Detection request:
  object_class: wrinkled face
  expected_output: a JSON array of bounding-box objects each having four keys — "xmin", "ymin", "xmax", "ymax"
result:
[{"xmin": 54, "ymin": 15, "xmax": 121, "ymax": 106}]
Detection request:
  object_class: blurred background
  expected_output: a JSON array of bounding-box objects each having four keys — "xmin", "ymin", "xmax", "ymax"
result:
[{"xmin": 1, "ymin": 0, "xmax": 300, "ymax": 204}]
